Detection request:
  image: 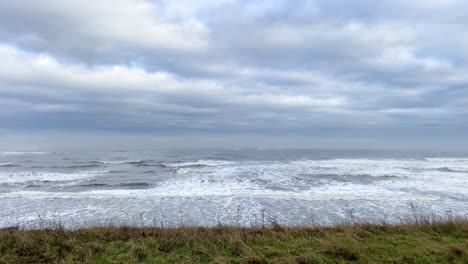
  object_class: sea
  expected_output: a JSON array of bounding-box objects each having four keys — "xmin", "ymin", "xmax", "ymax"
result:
[{"xmin": 0, "ymin": 148, "xmax": 467, "ymax": 228}]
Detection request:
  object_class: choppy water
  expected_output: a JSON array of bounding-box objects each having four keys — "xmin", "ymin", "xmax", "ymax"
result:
[{"xmin": 0, "ymin": 149, "xmax": 467, "ymax": 228}]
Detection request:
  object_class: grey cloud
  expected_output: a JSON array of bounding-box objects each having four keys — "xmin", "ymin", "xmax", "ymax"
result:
[
  {"xmin": 0, "ymin": 0, "xmax": 209, "ymax": 66},
  {"xmin": 0, "ymin": 0, "xmax": 467, "ymax": 149}
]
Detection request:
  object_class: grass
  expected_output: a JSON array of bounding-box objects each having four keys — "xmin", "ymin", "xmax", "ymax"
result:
[{"xmin": 1, "ymin": 217, "xmax": 467, "ymax": 264}]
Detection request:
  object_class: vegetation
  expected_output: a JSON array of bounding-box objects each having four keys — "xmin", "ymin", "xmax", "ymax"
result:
[{"xmin": 1, "ymin": 217, "xmax": 467, "ymax": 264}]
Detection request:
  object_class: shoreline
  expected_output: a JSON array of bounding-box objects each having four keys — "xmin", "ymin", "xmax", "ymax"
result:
[{"xmin": 2, "ymin": 201, "xmax": 464, "ymax": 231}]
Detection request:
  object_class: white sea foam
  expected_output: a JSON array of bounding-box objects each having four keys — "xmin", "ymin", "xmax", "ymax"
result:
[
  {"xmin": 0, "ymin": 163, "xmax": 443, "ymax": 202},
  {"xmin": 425, "ymin": 158, "xmax": 468, "ymax": 162},
  {"xmin": 290, "ymin": 158, "xmax": 468, "ymax": 177},
  {"xmin": 158, "ymin": 158, "xmax": 468, "ymax": 200},
  {"xmin": 162, "ymin": 160, "xmax": 235, "ymax": 167},
  {"xmin": 0, "ymin": 183, "xmax": 440, "ymax": 201},
  {"xmin": 2, "ymin": 155, "xmax": 468, "ymax": 228},
  {"xmin": 98, "ymin": 160, "xmax": 142, "ymax": 164},
  {"xmin": 175, "ymin": 159, "xmax": 408, "ymax": 179},
  {"xmin": 0, "ymin": 171, "xmax": 107, "ymax": 184}
]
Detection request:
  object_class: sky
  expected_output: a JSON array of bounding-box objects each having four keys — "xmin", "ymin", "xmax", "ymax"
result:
[{"xmin": 0, "ymin": 0, "xmax": 467, "ymax": 150}]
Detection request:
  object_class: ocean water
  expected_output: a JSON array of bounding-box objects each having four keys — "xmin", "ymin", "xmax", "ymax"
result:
[{"xmin": 0, "ymin": 149, "xmax": 467, "ymax": 228}]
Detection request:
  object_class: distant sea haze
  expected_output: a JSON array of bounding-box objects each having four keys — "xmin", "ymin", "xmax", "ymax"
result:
[{"xmin": 0, "ymin": 149, "xmax": 467, "ymax": 228}]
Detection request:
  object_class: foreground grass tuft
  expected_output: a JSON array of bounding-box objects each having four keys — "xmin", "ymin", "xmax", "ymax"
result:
[{"xmin": 1, "ymin": 219, "xmax": 468, "ymax": 263}]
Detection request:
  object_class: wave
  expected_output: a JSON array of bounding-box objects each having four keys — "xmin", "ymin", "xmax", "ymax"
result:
[
  {"xmin": 99, "ymin": 160, "xmax": 136, "ymax": 164},
  {"xmin": 2, "ymin": 156, "xmax": 467, "ymax": 201},
  {"xmin": 163, "ymin": 158, "xmax": 468, "ymax": 193},
  {"xmin": 98, "ymin": 160, "xmax": 148, "ymax": 165},
  {"xmin": 108, "ymin": 170, "xmax": 128, "ymax": 174},
  {"xmin": 289, "ymin": 158, "xmax": 468, "ymax": 177},
  {"xmin": 78, "ymin": 183, "xmax": 110, "ymax": 187},
  {"xmin": 0, "ymin": 171, "xmax": 107, "ymax": 184},
  {"xmin": 1, "ymin": 151, "xmax": 49, "ymax": 156},
  {"xmin": 62, "ymin": 164, "xmax": 102, "ymax": 169},
  {"xmin": 436, "ymin": 167, "xmax": 456, "ymax": 172},
  {"xmin": 161, "ymin": 160, "xmax": 235, "ymax": 168},
  {"xmin": 425, "ymin": 158, "xmax": 468, "ymax": 163},
  {"xmin": 118, "ymin": 182, "xmax": 151, "ymax": 188},
  {"xmin": 0, "ymin": 163, "xmax": 19, "ymax": 167},
  {"xmin": 435, "ymin": 167, "xmax": 468, "ymax": 173},
  {"xmin": 0, "ymin": 185, "xmax": 440, "ymax": 201},
  {"xmin": 25, "ymin": 164, "xmax": 103, "ymax": 169},
  {"xmin": 77, "ymin": 182, "xmax": 150, "ymax": 188}
]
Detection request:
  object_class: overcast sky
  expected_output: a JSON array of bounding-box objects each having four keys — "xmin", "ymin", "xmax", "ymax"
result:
[{"xmin": 0, "ymin": 0, "xmax": 467, "ymax": 150}]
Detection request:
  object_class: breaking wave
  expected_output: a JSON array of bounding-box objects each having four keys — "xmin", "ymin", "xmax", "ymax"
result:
[
  {"xmin": 0, "ymin": 163, "xmax": 19, "ymax": 168},
  {"xmin": 161, "ymin": 160, "xmax": 235, "ymax": 168},
  {"xmin": 0, "ymin": 171, "xmax": 107, "ymax": 184}
]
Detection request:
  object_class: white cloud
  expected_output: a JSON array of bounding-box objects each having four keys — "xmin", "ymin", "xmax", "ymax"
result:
[
  {"xmin": 372, "ymin": 47, "xmax": 453, "ymax": 71},
  {"xmin": 0, "ymin": 45, "xmax": 350, "ymax": 114},
  {"xmin": 0, "ymin": 0, "xmax": 467, "ymax": 136},
  {"xmin": 380, "ymin": 107, "xmax": 447, "ymax": 115},
  {"xmin": 241, "ymin": 94, "xmax": 346, "ymax": 108},
  {"xmin": 0, "ymin": 0, "xmax": 209, "ymax": 52},
  {"xmin": 0, "ymin": 45, "xmax": 218, "ymax": 95}
]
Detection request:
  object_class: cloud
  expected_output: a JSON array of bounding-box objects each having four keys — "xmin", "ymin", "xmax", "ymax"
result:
[
  {"xmin": 0, "ymin": 0, "xmax": 209, "ymax": 63},
  {"xmin": 0, "ymin": 44, "xmax": 352, "ymax": 128},
  {"xmin": 0, "ymin": 0, "xmax": 467, "ymax": 147}
]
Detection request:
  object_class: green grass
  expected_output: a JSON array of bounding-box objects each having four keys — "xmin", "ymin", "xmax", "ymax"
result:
[{"xmin": 1, "ymin": 219, "xmax": 467, "ymax": 263}]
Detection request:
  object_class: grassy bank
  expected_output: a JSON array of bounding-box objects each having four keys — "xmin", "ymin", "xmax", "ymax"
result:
[{"xmin": 1, "ymin": 219, "xmax": 468, "ymax": 264}]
